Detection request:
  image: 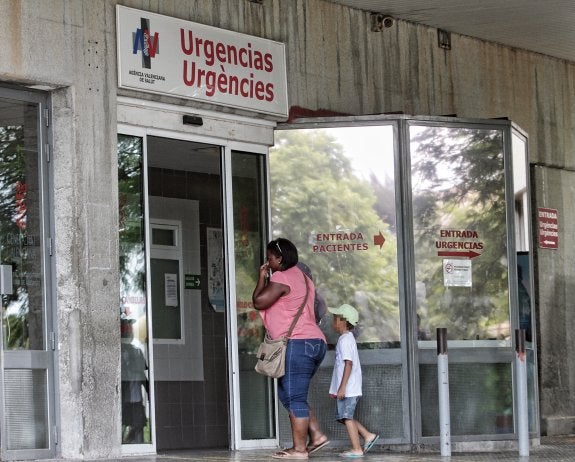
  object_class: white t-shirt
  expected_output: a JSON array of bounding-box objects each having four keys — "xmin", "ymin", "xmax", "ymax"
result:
[{"xmin": 329, "ymin": 331, "xmax": 362, "ymax": 397}]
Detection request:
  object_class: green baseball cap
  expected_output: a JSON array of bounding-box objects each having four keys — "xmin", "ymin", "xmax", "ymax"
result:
[{"xmin": 328, "ymin": 303, "xmax": 359, "ymax": 326}]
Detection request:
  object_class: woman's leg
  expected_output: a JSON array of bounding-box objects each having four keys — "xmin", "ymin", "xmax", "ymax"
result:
[
  {"xmin": 289, "ymin": 413, "xmax": 309, "ymax": 452},
  {"xmin": 278, "ymin": 340, "xmax": 327, "ymax": 454},
  {"xmin": 307, "ymin": 409, "xmax": 328, "ymax": 447},
  {"xmin": 307, "ymin": 340, "xmax": 328, "ymax": 447},
  {"xmin": 276, "ymin": 340, "xmax": 315, "ymax": 455}
]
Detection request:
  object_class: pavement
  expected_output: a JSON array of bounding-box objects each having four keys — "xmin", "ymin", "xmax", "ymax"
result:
[{"xmin": 104, "ymin": 436, "xmax": 575, "ymax": 462}]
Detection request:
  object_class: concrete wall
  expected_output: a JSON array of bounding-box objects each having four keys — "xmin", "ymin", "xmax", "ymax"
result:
[
  {"xmin": 533, "ymin": 166, "xmax": 575, "ymax": 435},
  {"xmin": 0, "ymin": 0, "xmax": 574, "ymax": 457},
  {"xmin": 0, "ymin": 1, "xmax": 120, "ymax": 458}
]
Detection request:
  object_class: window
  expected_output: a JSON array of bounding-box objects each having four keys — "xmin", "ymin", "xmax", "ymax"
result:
[{"xmin": 150, "ymin": 220, "xmax": 184, "ymax": 343}]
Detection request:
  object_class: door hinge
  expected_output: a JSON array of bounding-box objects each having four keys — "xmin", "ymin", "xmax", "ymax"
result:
[
  {"xmin": 53, "ymin": 425, "xmax": 58, "ymax": 444},
  {"xmin": 48, "ymin": 237, "xmax": 53, "ymax": 256},
  {"xmin": 44, "ymin": 108, "xmax": 50, "ymax": 127},
  {"xmin": 50, "ymin": 331, "xmax": 56, "ymax": 350},
  {"xmin": 45, "ymin": 143, "xmax": 50, "ymax": 163}
]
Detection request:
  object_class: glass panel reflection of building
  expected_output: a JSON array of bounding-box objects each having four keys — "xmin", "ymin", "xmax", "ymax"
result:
[{"xmin": 118, "ymin": 135, "xmax": 151, "ymax": 444}]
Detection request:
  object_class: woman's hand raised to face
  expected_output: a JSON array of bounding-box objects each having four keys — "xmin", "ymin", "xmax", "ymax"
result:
[
  {"xmin": 252, "ymin": 262, "xmax": 289, "ymax": 310},
  {"xmin": 259, "ymin": 261, "xmax": 270, "ymax": 281}
]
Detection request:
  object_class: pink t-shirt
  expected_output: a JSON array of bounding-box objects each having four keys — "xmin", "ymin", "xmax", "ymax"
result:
[{"xmin": 259, "ymin": 266, "xmax": 326, "ymax": 342}]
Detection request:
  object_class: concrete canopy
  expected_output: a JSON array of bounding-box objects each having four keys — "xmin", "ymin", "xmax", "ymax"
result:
[{"xmin": 327, "ymin": 0, "xmax": 575, "ymax": 62}]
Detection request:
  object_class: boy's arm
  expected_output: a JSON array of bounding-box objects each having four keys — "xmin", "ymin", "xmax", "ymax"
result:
[{"xmin": 337, "ymin": 360, "xmax": 353, "ymax": 400}]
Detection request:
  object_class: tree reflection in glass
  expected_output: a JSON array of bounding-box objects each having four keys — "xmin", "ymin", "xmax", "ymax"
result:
[
  {"xmin": 270, "ymin": 129, "xmax": 400, "ymax": 347},
  {"xmin": 117, "ymin": 135, "xmax": 151, "ymax": 443},
  {"xmin": 0, "ymin": 117, "xmax": 44, "ymax": 351},
  {"xmin": 410, "ymin": 126, "xmax": 508, "ymax": 342}
]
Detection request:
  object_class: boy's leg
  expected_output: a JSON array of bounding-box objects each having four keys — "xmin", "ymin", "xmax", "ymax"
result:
[
  {"xmin": 343, "ymin": 419, "xmax": 363, "ymax": 454},
  {"xmin": 355, "ymin": 420, "xmax": 377, "ymax": 444},
  {"xmin": 336, "ymin": 396, "xmax": 363, "ymax": 454}
]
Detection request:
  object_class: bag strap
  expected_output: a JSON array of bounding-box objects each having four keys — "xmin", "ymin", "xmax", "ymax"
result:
[{"xmin": 285, "ymin": 270, "xmax": 310, "ymax": 339}]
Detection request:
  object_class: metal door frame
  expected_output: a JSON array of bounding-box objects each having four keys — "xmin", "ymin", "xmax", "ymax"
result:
[
  {"xmin": 118, "ymin": 97, "xmax": 276, "ymax": 451},
  {"xmin": 276, "ymin": 114, "xmax": 539, "ymax": 446},
  {"xmin": 0, "ymin": 86, "xmax": 57, "ymax": 460}
]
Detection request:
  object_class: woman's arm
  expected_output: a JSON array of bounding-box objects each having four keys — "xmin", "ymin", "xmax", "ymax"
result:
[{"xmin": 252, "ymin": 262, "xmax": 289, "ymax": 310}]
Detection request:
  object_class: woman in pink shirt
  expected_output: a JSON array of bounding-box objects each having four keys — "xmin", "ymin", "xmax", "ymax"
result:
[{"xmin": 253, "ymin": 238, "xmax": 329, "ymax": 460}]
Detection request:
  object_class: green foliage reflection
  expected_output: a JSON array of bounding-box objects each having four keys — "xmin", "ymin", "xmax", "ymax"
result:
[
  {"xmin": 0, "ymin": 123, "xmax": 31, "ymax": 349},
  {"xmin": 411, "ymin": 126, "xmax": 509, "ymax": 340},
  {"xmin": 118, "ymin": 135, "xmax": 146, "ymax": 303},
  {"xmin": 270, "ymin": 130, "xmax": 400, "ymax": 346}
]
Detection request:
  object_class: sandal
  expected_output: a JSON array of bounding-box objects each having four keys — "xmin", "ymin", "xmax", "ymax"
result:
[
  {"xmin": 272, "ymin": 449, "xmax": 309, "ymax": 459},
  {"xmin": 363, "ymin": 434, "xmax": 380, "ymax": 453},
  {"xmin": 340, "ymin": 450, "xmax": 364, "ymax": 458},
  {"xmin": 307, "ymin": 438, "xmax": 330, "ymax": 454}
]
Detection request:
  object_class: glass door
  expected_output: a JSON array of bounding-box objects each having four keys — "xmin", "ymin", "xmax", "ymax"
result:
[
  {"xmin": 408, "ymin": 122, "xmax": 514, "ymax": 439},
  {"xmin": 0, "ymin": 89, "xmax": 56, "ymax": 460},
  {"xmin": 118, "ymin": 127, "xmax": 279, "ymax": 451},
  {"xmin": 229, "ymin": 149, "xmax": 275, "ymax": 447},
  {"xmin": 118, "ymin": 133, "xmax": 153, "ymax": 451},
  {"xmin": 269, "ymin": 124, "xmax": 409, "ymax": 445}
]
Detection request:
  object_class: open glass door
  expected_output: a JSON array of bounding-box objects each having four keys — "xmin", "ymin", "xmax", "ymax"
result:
[
  {"xmin": 0, "ymin": 89, "xmax": 56, "ymax": 460},
  {"xmin": 118, "ymin": 119, "xmax": 280, "ymax": 451},
  {"xmin": 118, "ymin": 133, "xmax": 154, "ymax": 452},
  {"xmin": 229, "ymin": 147, "xmax": 276, "ymax": 448},
  {"xmin": 511, "ymin": 127, "xmax": 539, "ymax": 435}
]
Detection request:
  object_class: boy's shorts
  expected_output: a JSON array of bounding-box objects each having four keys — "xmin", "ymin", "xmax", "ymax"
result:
[{"xmin": 335, "ymin": 396, "xmax": 359, "ymax": 421}]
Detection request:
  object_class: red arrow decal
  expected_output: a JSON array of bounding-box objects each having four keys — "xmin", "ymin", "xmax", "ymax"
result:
[
  {"xmin": 438, "ymin": 250, "xmax": 481, "ymax": 259},
  {"xmin": 373, "ymin": 231, "xmax": 385, "ymax": 249}
]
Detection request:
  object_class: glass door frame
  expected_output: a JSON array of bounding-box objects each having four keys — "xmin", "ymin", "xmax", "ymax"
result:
[
  {"xmin": 223, "ymin": 141, "xmax": 277, "ymax": 450},
  {"xmin": 275, "ymin": 114, "xmax": 538, "ymax": 446},
  {"xmin": 273, "ymin": 118, "xmax": 412, "ymax": 445},
  {"xmin": 118, "ymin": 125, "xmax": 156, "ymax": 456},
  {"xmin": 401, "ymin": 117, "xmax": 536, "ymax": 443},
  {"xmin": 0, "ymin": 86, "xmax": 57, "ymax": 460}
]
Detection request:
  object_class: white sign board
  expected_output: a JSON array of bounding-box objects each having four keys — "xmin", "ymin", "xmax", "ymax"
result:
[
  {"xmin": 443, "ymin": 259, "xmax": 472, "ymax": 287},
  {"xmin": 116, "ymin": 5, "xmax": 288, "ymax": 117},
  {"xmin": 207, "ymin": 227, "xmax": 225, "ymax": 312},
  {"xmin": 164, "ymin": 273, "xmax": 179, "ymax": 307}
]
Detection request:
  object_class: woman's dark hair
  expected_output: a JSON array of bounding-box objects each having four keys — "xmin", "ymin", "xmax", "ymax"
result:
[{"xmin": 267, "ymin": 238, "xmax": 298, "ymax": 270}]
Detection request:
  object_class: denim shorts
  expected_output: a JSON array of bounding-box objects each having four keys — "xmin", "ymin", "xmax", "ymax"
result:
[
  {"xmin": 335, "ymin": 396, "xmax": 359, "ymax": 421},
  {"xmin": 277, "ymin": 338, "xmax": 326, "ymax": 418}
]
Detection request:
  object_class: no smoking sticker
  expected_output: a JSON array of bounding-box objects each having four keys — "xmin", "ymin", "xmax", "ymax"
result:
[{"xmin": 443, "ymin": 259, "xmax": 472, "ymax": 287}]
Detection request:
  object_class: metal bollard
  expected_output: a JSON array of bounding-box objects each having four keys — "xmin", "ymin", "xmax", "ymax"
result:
[
  {"xmin": 437, "ymin": 327, "xmax": 451, "ymax": 457},
  {"xmin": 515, "ymin": 329, "xmax": 529, "ymax": 456}
]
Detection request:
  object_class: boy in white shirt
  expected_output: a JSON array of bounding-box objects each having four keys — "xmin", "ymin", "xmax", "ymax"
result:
[{"xmin": 329, "ymin": 304, "xmax": 380, "ymax": 458}]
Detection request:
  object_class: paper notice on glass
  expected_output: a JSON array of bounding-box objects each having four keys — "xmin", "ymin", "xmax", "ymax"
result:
[
  {"xmin": 165, "ymin": 273, "xmax": 178, "ymax": 306},
  {"xmin": 443, "ymin": 259, "xmax": 472, "ymax": 287},
  {"xmin": 207, "ymin": 227, "xmax": 225, "ymax": 312}
]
